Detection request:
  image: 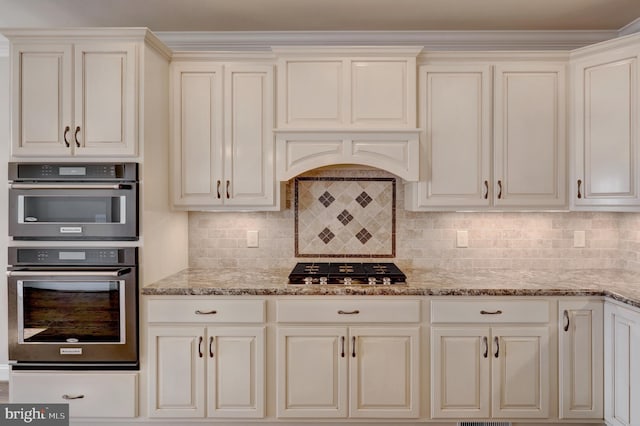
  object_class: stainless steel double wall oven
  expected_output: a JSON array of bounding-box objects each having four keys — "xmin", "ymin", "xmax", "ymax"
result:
[{"xmin": 7, "ymin": 162, "xmax": 140, "ymax": 369}]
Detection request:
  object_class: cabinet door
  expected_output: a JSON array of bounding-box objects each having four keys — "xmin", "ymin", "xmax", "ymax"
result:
[
  {"xmin": 573, "ymin": 51, "xmax": 640, "ymax": 208},
  {"xmin": 11, "ymin": 43, "xmax": 72, "ymax": 156},
  {"xmin": 494, "ymin": 63, "xmax": 567, "ymax": 207},
  {"xmin": 558, "ymin": 300, "xmax": 604, "ymax": 419},
  {"xmin": 412, "ymin": 65, "xmax": 491, "ymax": 209},
  {"xmin": 276, "ymin": 327, "xmax": 348, "ymax": 418},
  {"xmin": 491, "ymin": 327, "xmax": 550, "ymax": 418},
  {"xmin": 171, "ymin": 63, "xmax": 224, "ymax": 207},
  {"xmin": 206, "ymin": 327, "xmax": 265, "ymax": 418},
  {"xmin": 349, "ymin": 327, "xmax": 419, "ymax": 418},
  {"xmin": 604, "ymin": 302, "xmax": 640, "ymax": 426},
  {"xmin": 223, "ymin": 65, "xmax": 275, "ymax": 207},
  {"xmin": 73, "ymin": 43, "xmax": 137, "ymax": 156},
  {"xmin": 148, "ymin": 326, "xmax": 205, "ymax": 418},
  {"xmin": 431, "ymin": 327, "xmax": 491, "ymax": 418}
]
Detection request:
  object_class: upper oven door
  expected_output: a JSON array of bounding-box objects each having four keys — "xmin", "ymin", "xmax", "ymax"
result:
[{"xmin": 9, "ymin": 183, "xmax": 138, "ymax": 240}]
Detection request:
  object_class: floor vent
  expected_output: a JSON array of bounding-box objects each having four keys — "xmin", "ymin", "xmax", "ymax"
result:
[{"xmin": 458, "ymin": 422, "xmax": 512, "ymax": 426}]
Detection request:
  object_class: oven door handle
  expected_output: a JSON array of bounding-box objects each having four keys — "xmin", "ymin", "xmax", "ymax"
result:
[
  {"xmin": 7, "ymin": 268, "xmax": 132, "ymax": 277},
  {"xmin": 10, "ymin": 183, "xmax": 132, "ymax": 190}
]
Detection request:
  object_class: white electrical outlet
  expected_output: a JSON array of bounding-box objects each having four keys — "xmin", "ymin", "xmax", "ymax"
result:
[
  {"xmin": 247, "ymin": 230, "xmax": 259, "ymax": 248},
  {"xmin": 456, "ymin": 230, "xmax": 469, "ymax": 248},
  {"xmin": 574, "ymin": 230, "xmax": 586, "ymax": 248}
]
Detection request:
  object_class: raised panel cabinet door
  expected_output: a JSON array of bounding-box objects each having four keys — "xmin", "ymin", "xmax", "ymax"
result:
[
  {"xmin": 349, "ymin": 327, "xmax": 419, "ymax": 418},
  {"xmin": 431, "ymin": 327, "xmax": 491, "ymax": 419},
  {"xmin": 278, "ymin": 59, "xmax": 345, "ymax": 128},
  {"xmin": 206, "ymin": 327, "xmax": 265, "ymax": 418},
  {"xmin": 73, "ymin": 43, "xmax": 137, "ymax": 156},
  {"xmin": 604, "ymin": 303, "xmax": 640, "ymax": 426},
  {"xmin": 413, "ymin": 65, "xmax": 492, "ymax": 208},
  {"xmin": 558, "ymin": 300, "xmax": 604, "ymax": 419},
  {"xmin": 148, "ymin": 326, "xmax": 206, "ymax": 418},
  {"xmin": 224, "ymin": 65, "xmax": 275, "ymax": 207},
  {"xmin": 276, "ymin": 327, "xmax": 348, "ymax": 418},
  {"xmin": 350, "ymin": 59, "xmax": 416, "ymax": 127},
  {"xmin": 494, "ymin": 63, "xmax": 567, "ymax": 208},
  {"xmin": 574, "ymin": 53, "xmax": 639, "ymax": 207},
  {"xmin": 11, "ymin": 43, "xmax": 72, "ymax": 156},
  {"xmin": 491, "ymin": 327, "xmax": 550, "ymax": 418},
  {"xmin": 171, "ymin": 62, "xmax": 224, "ymax": 207}
]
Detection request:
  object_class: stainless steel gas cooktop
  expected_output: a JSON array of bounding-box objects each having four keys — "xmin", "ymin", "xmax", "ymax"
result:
[{"xmin": 288, "ymin": 262, "xmax": 406, "ymax": 285}]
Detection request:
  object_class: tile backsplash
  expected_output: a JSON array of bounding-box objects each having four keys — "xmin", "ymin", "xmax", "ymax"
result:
[{"xmin": 189, "ymin": 168, "xmax": 640, "ymax": 271}]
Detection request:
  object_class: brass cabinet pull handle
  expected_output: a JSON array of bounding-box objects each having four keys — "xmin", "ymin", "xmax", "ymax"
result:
[
  {"xmin": 483, "ymin": 336, "xmax": 488, "ymax": 358},
  {"xmin": 226, "ymin": 180, "xmax": 230, "ymax": 199},
  {"xmin": 483, "ymin": 180, "xmax": 489, "ymax": 199},
  {"xmin": 352, "ymin": 336, "xmax": 356, "ymax": 358},
  {"xmin": 340, "ymin": 336, "xmax": 345, "ymax": 358},
  {"xmin": 338, "ymin": 310, "xmax": 360, "ymax": 315},
  {"xmin": 216, "ymin": 180, "xmax": 221, "ymax": 199},
  {"xmin": 62, "ymin": 394, "xmax": 84, "ymax": 400},
  {"xmin": 209, "ymin": 336, "xmax": 214, "ymax": 358},
  {"xmin": 577, "ymin": 179, "xmax": 583, "ymax": 199},
  {"xmin": 563, "ymin": 310, "xmax": 570, "ymax": 332},
  {"xmin": 63, "ymin": 126, "xmax": 71, "ymax": 147},
  {"xmin": 74, "ymin": 126, "xmax": 81, "ymax": 147},
  {"xmin": 494, "ymin": 336, "xmax": 500, "ymax": 358},
  {"xmin": 198, "ymin": 336, "xmax": 203, "ymax": 358},
  {"xmin": 481, "ymin": 310, "xmax": 502, "ymax": 315},
  {"xmin": 497, "ymin": 180, "xmax": 503, "ymax": 199},
  {"xmin": 195, "ymin": 310, "xmax": 217, "ymax": 315}
]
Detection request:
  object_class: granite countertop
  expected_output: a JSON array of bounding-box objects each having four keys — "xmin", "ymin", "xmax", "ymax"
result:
[{"xmin": 142, "ymin": 267, "xmax": 640, "ymax": 309}]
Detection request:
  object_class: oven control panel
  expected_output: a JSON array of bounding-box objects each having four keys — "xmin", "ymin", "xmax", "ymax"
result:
[{"xmin": 8, "ymin": 247, "xmax": 137, "ymax": 266}]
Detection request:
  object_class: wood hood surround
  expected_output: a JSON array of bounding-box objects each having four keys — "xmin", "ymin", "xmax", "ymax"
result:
[{"xmin": 273, "ymin": 46, "xmax": 421, "ymax": 181}]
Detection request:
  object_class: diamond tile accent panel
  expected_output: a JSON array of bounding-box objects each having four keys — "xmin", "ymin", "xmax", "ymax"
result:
[{"xmin": 295, "ymin": 177, "xmax": 396, "ymax": 257}]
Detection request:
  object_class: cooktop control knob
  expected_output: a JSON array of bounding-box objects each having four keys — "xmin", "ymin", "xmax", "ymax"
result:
[
  {"xmin": 383, "ymin": 277, "xmax": 391, "ymax": 285},
  {"xmin": 319, "ymin": 277, "xmax": 328, "ymax": 285},
  {"xmin": 368, "ymin": 277, "xmax": 377, "ymax": 285},
  {"xmin": 304, "ymin": 277, "xmax": 313, "ymax": 285},
  {"xmin": 344, "ymin": 277, "xmax": 352, "ymax": 286}
]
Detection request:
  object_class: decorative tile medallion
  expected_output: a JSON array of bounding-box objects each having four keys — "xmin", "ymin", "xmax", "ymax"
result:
[{"xmin": 294, "ymin": 177, "xmax": 396, "ymax": 258}]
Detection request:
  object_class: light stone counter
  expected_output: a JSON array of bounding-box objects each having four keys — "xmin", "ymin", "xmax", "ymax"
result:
[{"xmin": 142, "ymin": 268, "xmax": 640, "ymax": 309}]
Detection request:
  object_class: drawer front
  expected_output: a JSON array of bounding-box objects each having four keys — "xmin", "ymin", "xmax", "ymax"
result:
[
  {"xmin": 277, "ymin": 299, "xmax": 421, "ymax": 323},
  {"xmin": 431, "ymin": 299, "xmax": 550, "ymax": 323},
  {"xmin": 10, "ymin": 372, "xmax": 137, "ymax": 418},
  {"xmin": 147, "ymin": 299, "xmax": 265, "ymax": 323}
]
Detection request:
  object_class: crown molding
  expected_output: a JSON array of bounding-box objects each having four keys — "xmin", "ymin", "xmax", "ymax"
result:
[
  {"xmin": 619, "ymin": 17, "xmax": 640, "ymax": 37},
  {"xmin": 570, "ymin": 31, "xmax": 640, "ymax": 60},
  {"xmin": 156, "ymin": 30, "xmax": 617, "ymax": 52},
  {"xmin": 0, "ymin": 35, "xmax": 8, "ymax": 57}
]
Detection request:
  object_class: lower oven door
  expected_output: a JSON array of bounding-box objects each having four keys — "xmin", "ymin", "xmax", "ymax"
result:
[
  {"xmin": 7, "ymin": 267, "xmax": 138, "ymax": 365},
  {"xmin": 8, "ymin": 183, "xmax": 138, "ymax": 240}
]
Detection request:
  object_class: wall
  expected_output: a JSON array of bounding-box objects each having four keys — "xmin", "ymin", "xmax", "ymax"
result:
[
  {"xmin": 0, "ymin": 55, "xmax": 9, "ymax": 375},
  {"xmin": 189, "ymin": 169, "xmax": 625, "ymax": 271}
]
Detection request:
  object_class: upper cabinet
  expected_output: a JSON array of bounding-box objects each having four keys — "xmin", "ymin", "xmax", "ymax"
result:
[
  {"xmin": 406, "ymin": 59, "xmax": 567, "ymax": 210},
  {"xmin": 9, "ymin": 37, "xmax": 138, "ymax": 157},
  {"xmin": 571, "ymin": 35, "xmax": 640, "ymax": 210},
  {"xmin": 171, "ymin": 61, "xmax": 281, "ymax": 210},
  {"xmin": 275, "ymin": 47, "xmax": 420, "ymax": 129}
]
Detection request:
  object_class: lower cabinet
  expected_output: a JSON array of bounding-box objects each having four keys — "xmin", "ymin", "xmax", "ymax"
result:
[
  {"xmin": 558, "ymin": 300, "xmax": 604, "ymax": 419},
  {"xmin": 430, "ymin": 299, "xmax": 551, "ymax": 420},
  {"xmin": 604, "ymin": 301, "xmax": 640, "ymax": 426},
  {"xmin": 10, "ymin": 372, "xmax": 138, "ymax": 418}
]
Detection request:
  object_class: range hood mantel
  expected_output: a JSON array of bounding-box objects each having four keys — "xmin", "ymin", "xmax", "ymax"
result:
[{"xmin": 275, "ymin": 130, "xmax": 420, "ymax": 181}]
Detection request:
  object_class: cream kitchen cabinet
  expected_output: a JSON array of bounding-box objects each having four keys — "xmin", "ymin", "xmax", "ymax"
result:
[
  {"xmin": 604, "ymin": 300, "xmax": 640, "ymax": 426},
  {"xmin": 406, "ymin": 61, "xmax": 566, "ymax": 210},
  {"xmin": 171, "ymin": 62, "xmax": 280, "ymax": 210},
  {"xmin": 275, "ymin": 299, "xmax": 420, "ymax": 419},
  {"xmin": 8, "ymin": 38, "xmax": 137, "ymax": 157},
  {"xmin": 147, "ymin": 299, "xmax": 265, "ymax": 419},
  {"xmin": 571, "ymin": 35, "xmax": 640, "ymax": 210},
  {"xmin": 558, "ymin": 300, "xmax": 604, "ymax": 420},
  {"xmin": 430, "ymin": 299, "xmax": 551, "ymax": 419}
]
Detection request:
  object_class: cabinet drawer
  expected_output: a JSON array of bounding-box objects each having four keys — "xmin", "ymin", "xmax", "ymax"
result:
[
  {"xmin": 147, "ymin": 299, "xmax": 265, "ymax": 323},
  {"xmin": 10, "ymin": 372, "xmax": 137, "ymax": 418},
  {"xmin": 431, "ymin": 300, "xmax": 550, "ymax": 324},
  {"xmin": 277, "ymin": 299, "xmax": 420, "ymax": 323}
]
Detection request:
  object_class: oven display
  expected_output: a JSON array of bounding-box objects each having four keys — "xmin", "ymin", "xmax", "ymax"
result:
[
  {"xmin": 58, "ymin": 166, "xmax": 87, "ymax": 176},
  {"xmin": 59, "ymin": 251, "xmax": 86, "ymax": 261}
]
